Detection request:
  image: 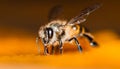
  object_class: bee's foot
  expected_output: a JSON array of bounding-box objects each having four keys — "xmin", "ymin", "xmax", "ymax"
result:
[
  {"xmin": 78, "ymin": 45, "xmax": 83, "ymax": 52},
  {"xmin": 90, "ymin": 41, "xmax": 99, "ymax": 47},
  {"xmin": 44, "ymin": 53, "xmax": 50, "ymax": 56}
]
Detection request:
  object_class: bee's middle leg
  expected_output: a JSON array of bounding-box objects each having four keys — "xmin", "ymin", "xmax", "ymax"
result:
[
  {"xmin": 68, "ymin": 37, "xmax": 82, "ymax": 52},
  {"xmin": 51, "ymin": 45, "xmax": 55, "ymax": 54}
]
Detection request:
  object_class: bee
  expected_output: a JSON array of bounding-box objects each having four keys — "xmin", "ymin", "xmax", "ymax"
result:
[{"xmin": 36, "ymin": 3, "xmax": 101, "ymax": 55}]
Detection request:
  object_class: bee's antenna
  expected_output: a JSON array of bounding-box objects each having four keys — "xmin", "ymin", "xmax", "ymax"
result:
[
  {"xmin": 68, "ymin": 3, "xmax": 102, "ymax": 24},
  {"xmin": 36, "ymin": 37, "xmax": 40, "ymax": 55}
]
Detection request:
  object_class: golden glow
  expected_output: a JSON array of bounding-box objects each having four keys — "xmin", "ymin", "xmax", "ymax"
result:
[{"xmin": 0, "ymin": 30, "xmax": 120, "ymax": 68}]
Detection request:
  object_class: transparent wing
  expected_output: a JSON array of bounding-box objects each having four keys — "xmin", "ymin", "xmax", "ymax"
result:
[
  {"xmin": 68, "ymin": 3, "xmax": 102, "ymax": 24},
  {"xmin": 48, "ymin": 5, "xmax": 63, "ymax": 22}
]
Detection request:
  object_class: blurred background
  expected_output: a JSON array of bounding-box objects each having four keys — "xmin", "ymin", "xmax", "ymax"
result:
[
  {"xmin": 0, "ymin": 0, "xmax": 120, "ymax": 37},
  {"xmin": 0, "ymin": 0, "xmax": 120, "ymax": 68}
]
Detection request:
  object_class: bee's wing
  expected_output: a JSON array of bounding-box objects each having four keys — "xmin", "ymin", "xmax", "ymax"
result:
[
  {"xmin": 48, "ymin": 5, "xmax": 63, "ymax": 22},
  {"xmin": 68, "ymin": 3, "xmax": 102, "ymax": 24}
]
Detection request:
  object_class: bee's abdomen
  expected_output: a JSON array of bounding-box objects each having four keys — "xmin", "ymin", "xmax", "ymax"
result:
[
  {"xmin": 79, "ymin": 25, "xmax": 89, "ymax": 34},
  {"xmin": 70, "ymin": 24, "xmax": 85, "ymax": 36},
  {"xmin": 79, "ymin": 25, "xmax": 83, "ymax": 33}
]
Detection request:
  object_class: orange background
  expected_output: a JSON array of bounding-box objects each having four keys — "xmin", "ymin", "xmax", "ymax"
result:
[{"xmin": 0, "ymin": 0, "xmax": 120, "ymax": 68}]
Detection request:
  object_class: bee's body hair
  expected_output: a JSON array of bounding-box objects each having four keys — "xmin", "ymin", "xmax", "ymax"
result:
[{"xmin": 38, "ymin": 3, "xmax": 101, "ymax": 55}]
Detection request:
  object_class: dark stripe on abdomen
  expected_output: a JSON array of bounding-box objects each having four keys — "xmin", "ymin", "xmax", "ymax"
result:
[{"xmin": 79, "ymin": 25, "xmax": 83, "ymax": 34}]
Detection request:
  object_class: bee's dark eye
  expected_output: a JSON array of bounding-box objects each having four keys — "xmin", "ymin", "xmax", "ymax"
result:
[{"xmin": 45, "ymin": 28, "xmax": 53, "ymax": 39}]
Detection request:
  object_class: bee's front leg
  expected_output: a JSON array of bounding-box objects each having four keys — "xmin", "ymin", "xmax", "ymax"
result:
[
  {"xmin": 59, "ymin": 40, "xmax": 63, "ymax": 54},
  {"xmin": 44, "ymin": 46, "xmax": 49, "ymax": 55},
  {"xmin": 68, "ymin": 37, "xmax": 82, "ymax": 52}
]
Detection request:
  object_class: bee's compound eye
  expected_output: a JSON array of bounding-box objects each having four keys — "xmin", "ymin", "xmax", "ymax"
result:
[
  {"xmin": 72, "ymin": 25, "xmax": 77, "ymax": 30},
  {"xmin": 45, "ymin": 28, "xmax": 53, "ymax": 39}
]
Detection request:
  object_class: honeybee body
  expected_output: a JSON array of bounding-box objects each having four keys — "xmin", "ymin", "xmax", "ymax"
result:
[
  {"xmin": 37, "ymin": 3, "xmax": 101, "ymax": 55},
  {"xmin": 40, "ymin": 20, "xmax": 85, "ymax": 45}
]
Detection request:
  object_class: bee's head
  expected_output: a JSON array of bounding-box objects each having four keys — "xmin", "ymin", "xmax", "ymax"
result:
[{"xmin": 39, "ymin": 27, "xmax": 53, "ymax": 44}]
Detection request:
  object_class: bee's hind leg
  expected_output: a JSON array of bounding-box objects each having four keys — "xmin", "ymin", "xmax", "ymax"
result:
[
  {"xmin": 82, "ymin": 33, "xmax": 98, "ymax": 47},
  {"xmin": 68, "ymin": 37, "xmax": 82, "ymax": 52}
]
